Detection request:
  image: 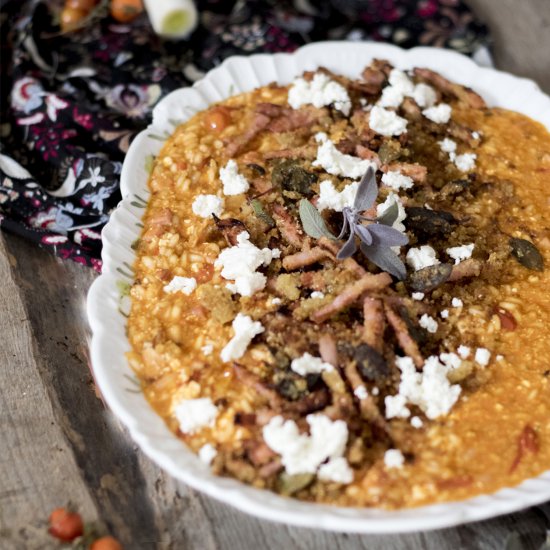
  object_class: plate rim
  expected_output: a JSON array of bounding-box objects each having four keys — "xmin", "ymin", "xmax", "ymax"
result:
[{"xmin": 88, "ymin": 40, "xmax": 550, "ymax": 534}]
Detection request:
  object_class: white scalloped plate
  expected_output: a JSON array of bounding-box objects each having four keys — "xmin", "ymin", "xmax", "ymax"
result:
[{"xmin": 87, "ymin": 42, "xmax": 550, "ymax": 533}]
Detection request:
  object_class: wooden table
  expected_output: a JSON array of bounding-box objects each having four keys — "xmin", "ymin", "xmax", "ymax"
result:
[{"xmin": 2, "ymin": 1, "xmax": 550, "ymax": 548}]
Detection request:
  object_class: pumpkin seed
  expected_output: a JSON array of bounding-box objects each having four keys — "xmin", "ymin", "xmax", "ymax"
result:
[
  {"xmin": 278, "ymin": 472, "xmax": 315, "ymax": 495},
  {"xmin": 406, "ymin": 263, "xmax": 453, "ymax": 292},
  {"xmin": 509, "ymin": 237, "xmax": 544, "ymax": 271}
]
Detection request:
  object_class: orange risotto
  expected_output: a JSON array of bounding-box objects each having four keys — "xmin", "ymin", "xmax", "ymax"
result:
[{"xmin": 126, "ymin": 60, "xmax": 550, "ymax": 508}]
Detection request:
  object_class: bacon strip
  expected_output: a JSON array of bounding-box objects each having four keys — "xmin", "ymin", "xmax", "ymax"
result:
[
  {"xmin": 448, "ymin": 121, "xmax": 478, "ymax": 146},
  {"xmin": 381, "ymin": 162, "xmax": 427, "ymax": 183},
  {"xmin": 360, "ymin": 59, "xmax": 393, "ymax": 94},
  {"xmin": 413, "ymin": 67, "xmax": 486, "ymax": 109},
  {"xmin": 282, "ymin": 247, "xmax": 329, "ymax": 271},
  {"xmin": 262, "ymin": 146, "xmax": 316, "ymax": 160},
  {"xmin": 401, "ymin": 97, "xmax": 422, "ymax": 121},
  {"xmin": 142, "ymin": 208, "xmax": 173, "ymax": 241},
  {"xmin": 343, "ymin": 361, "xmax": 388, "ymax": 433},
  {"xmin": 312, "ymin": 273, "xmax": 392, "ymax": 323},
  {"xmin": 362, "ymin": 297, "xmax": 385, "ymax": 352},
  {"xmin": 224, "ymin": 113, "xmax": 271, "ymax": 157},
  {"xmin": 271, "ymin": 203, "xmax": 306, "ymax": 248},
  {"xmin": 318, "ymin": 333, "xmax": 339, "ymax": 367},
  {"xmin": 448, "ymin": 259, "xmax": 481, "ymax": 282},
  {"xmin": 213, "ymin": 215, "xmax": 247, "ymax": 246},
  {"xmin": 356, "ymin": 145, "xmax": 381, "ymax": 166},
  {"xmin": 384, "ymin": 303, "xmax": 424, "ymax": 368},
  {"xmin": 318, "ymin": 237, "xmax": 366, "ymax": 278},
  {"xmin": 233, "ymin": 363, "xmax": 329, "ymax": 415}
]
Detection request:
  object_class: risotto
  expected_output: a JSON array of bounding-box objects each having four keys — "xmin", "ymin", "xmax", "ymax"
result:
[{"xmin": 126, "ymin": 59, "xmax": 550, "ymax": 508}]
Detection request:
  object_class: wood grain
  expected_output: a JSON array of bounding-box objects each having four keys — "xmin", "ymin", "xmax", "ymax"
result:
[
  {"xmin": 466, "ymin": 0, "xmax": 550, "ymax": 93},
  {"xmin": 2, "ymin": 1, "xmax": 550, "ymax": 547}
]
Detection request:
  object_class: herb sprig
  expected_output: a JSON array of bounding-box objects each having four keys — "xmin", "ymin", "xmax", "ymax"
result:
[{"xmin": 299, "ymin": 168, "xmax": 408, "ymax": 279}]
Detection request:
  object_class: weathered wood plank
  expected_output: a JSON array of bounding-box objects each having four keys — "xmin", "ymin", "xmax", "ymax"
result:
[
  {"xmin": 0, "ymin": 235, "xmax": 99, "ymax": 549},
  {"xmin": 466, "ymin": 0, "xmax": 550, "ymax": 93}
]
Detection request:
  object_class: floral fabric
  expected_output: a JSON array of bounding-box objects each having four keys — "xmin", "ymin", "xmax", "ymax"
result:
[{"xmin": 0, "ymin": 0, "xmax": 490, "ymax": 272}]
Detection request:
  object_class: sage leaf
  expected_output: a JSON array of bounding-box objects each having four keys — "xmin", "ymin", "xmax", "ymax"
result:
[
  {"xmin": 376, "ymin": 201, "xmax": 399, "ymax": 227},
  {"xmin": 368, "ymin": 223, "xmax": 409, "ymax": 247},
  {"xmin": 360, "ymin": 242, "xmax": 407, "ymax": 280},
  {"xmin": 355, "ymin": 224, "xmax": 373, "ymax": 246},
  {"xmin": 298, "ymin": 199, "xmax": 336, "ymax": 240},
  {"xmin": 337, "ymin": 233, "xmax": 358, "ymax": 259},
  {"xmin": 354, "ymin": 167, "xmax": 378, "ymax": 212}
]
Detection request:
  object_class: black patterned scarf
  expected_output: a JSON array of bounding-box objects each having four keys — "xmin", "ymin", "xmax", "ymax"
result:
[{"xmin": 0, "ymin": 0, "xmax": 490, "ymax": 271}]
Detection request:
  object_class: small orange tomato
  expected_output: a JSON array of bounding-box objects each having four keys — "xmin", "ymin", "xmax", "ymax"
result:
[
  {"xmin": 90, "ymin": 535, "xmax": 124, "ymax": 550},
  {"xmin": 66, "ymin": 0, "xmax": 98, "ymax": 12},
  {"xmin": 203, "ymin": 107, "xmax": 231, "ymax": 133},
  {"xmin": 60, "ymin": 7, "xmax": 88, "ymax": 31},
  {"xmin": 48, "ymin": 507, "xmax": 84, "ymax": 542},
  {"xmin": 110, "ymin": 0, "xmax": 144, "ymax": 23}
]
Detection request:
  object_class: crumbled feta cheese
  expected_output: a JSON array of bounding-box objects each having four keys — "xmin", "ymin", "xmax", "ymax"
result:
[
  {"xmin": 163, "ymin": 276, "xmax": 197, "ymax": 295},
  {"xmin": 371, "ymin": 387, "xmax": 380, "ymax": 396},
  {"xmin": 174, "ymin": 398, "xmax": 218, "ymax": 434},
  {"xmin": 457, "ymin": 345, "xmax": 471, "ymax": 359},
  {"xmin": 384, "ymin": 449, "xmax": 405, "ymax": 469},
  {"xmin": 377, "ymin": 69, "xmax": 436, "ymax": 109},
  {"xmin": 440, "ymin": 309, "xmax": 449, "ymax": 319},
  {"xmin": 318, "ymin": 457, "xmax": 354, "ymax": 484},
  {"xmin": 192, "ymin": 194, "xmax": 224, "ymax": 218},
  {"xmin": 454, "ymin": 153, "xmax": 477, "ymax": 172},
  {"xmin": 440, "ymin": 352, "xmax": 462, "ymax": 369},
  {"xmin": 446, "ymin": 243, "xmax": 474, "ymax": 264},
  {"xmin": 215, "ymin": 231, "xmax": 280, "ymax": 296},
  {"xmin": 472, "ymin": 131, "xmax": 480, "ymax": 139},
  {"xmin": 410, "ymin": 416, "xmax": 423, "ymax": 429},
  {"xmin": 419, "ymin": 314, "xmax": 438, "ymax": 333},
  {"xmin": 201, "ymin": 344, "xmax": 213, "ymax": 356},
  {"xmin": 220, "ymin": 313, "xmax": 264, "ymax": 362},
  {"xmin": 288, "ymin": 72, "xmax": 352, "ymax": 116},
  {"xmin": 412, "ymin": 83, "xmax": 437, "ymax": 108},
  {"xmin": 406, "ymin": 245, "xmax": 439, "ymax": 271},
  {"xmin": 354, "ymin": 385, "xmax": 368, "ymax": 400},
  {"xmin": 422, "ymin": 103, "xmax": 452, "ymax": 124},
  {"xmin": 310, "ymin": 291, "xmax": 325, "ymax": 299},
  {"xmin": 496, "ymin": 354, "xmax": 504, "ymax": 361},
  {"xmin": 411, "ymin": 292, "xmax": 425, "ymax": 301},
  {"xmin": 271, "ymin": 297, "xmax": 282, "ymax": 306},
  {"xmin": 313, "ymin": 133, "xmax": 376, "ymax": 180},
  {"xmin": 219, "ymin": 159, "xmax": 249, "ymax": 195},
  {"xmin": 369, "ymin": 105, "xmax": 408, "ymax": 136},
  {"xmin": 475, "ymin": 348, "xmax": 491, "ymax": 367},
  {"xmin": 376, "ymin": 192, "xmax": 407, "ymax": 233},
  {"xmin": 451, "ymin": 297, "xmax": 463, "ymax": 307},
  {"xmin": 377, "ymin": 70, "xmax": 413, "ymax": 107},
  {"xmin": 386, "ymin": 355, "xmax": 462, "ymax": 420},
  {"xmin": 385, "ymin": 393, "xmax": 410, "ymax": 419},
  {"xmin": 439, "ymin": 138, "xmax": 457, "ymax": 154},
  {"xmin": 381, "ymin": 170, "xmax": 414, "ymax": 191},
  {"xmin": 262, "ymin": 414, "xmax": 350, "ymax": 480},
  {"xmin": 378, "ymin": 85, "xmax": 407, "ymax": 108},
  {"xmin": 290, "ymin": 352, "xmax": 334, "ymax": 376},
  {"xmin": 388, "ymin": 69, "xmax": 415, "ymax": 95},
  {"xmin": 198, "ymin": 443, "xmax": 217, "ymax": 465},
  {"xmin": 317, "ymin": 180, "xmax": 360, "ymax": 212}
]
